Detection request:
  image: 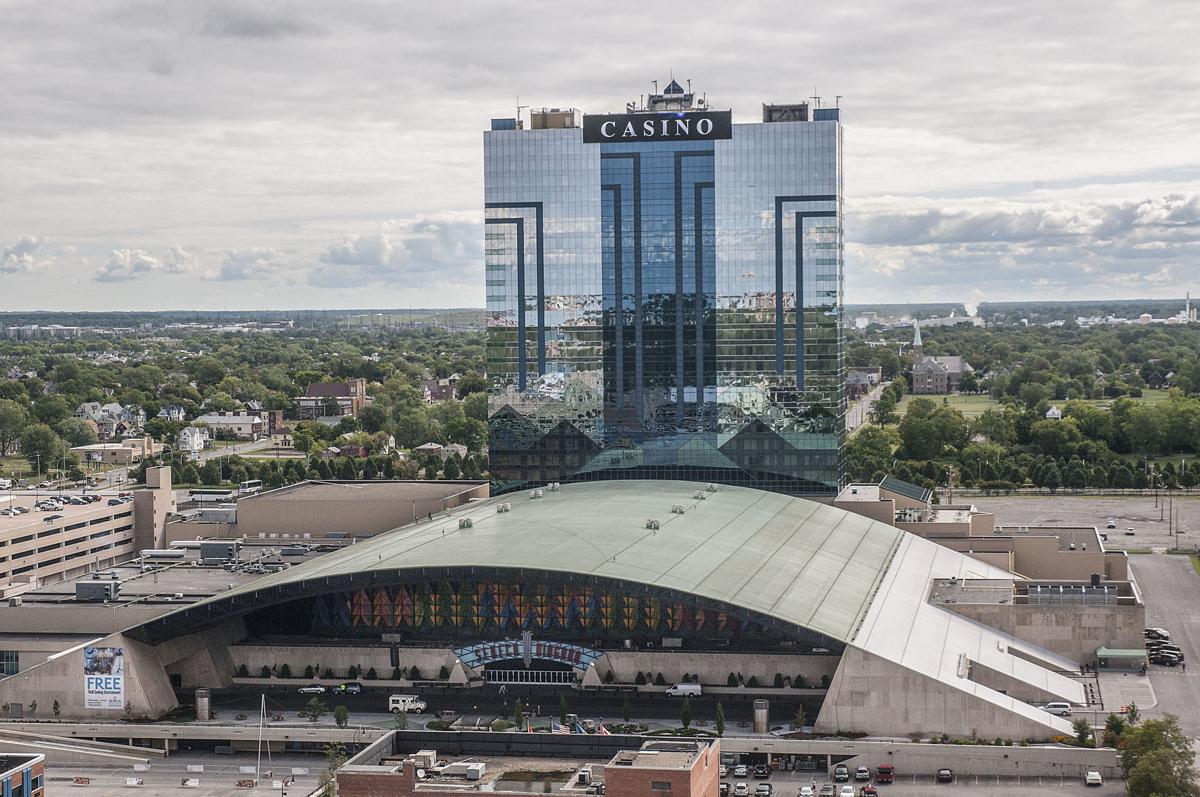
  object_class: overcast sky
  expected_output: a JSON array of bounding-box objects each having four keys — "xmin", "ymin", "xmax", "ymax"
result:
[{"xmin": 2, "ymin": 0, "xmax": 1198, "ymax": 311}]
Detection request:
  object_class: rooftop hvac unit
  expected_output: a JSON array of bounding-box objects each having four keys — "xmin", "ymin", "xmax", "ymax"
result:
[
  {"xmin": 459, "ymin": 518, "xmax": 473, "ymax": 529},
  {"xmin": 548, "ymin": 482, "xmax": 560, "ymax": 491},
  {"xmin": 671, "ymin": 505, "xmax": 686, "ymax": 515},
  {"xmin": 174, "ymin": 592, "xmax": 184, "ymax": 599},
  {"xmin": 7, "ymin": 597, "xmax": 21, "ymax": 607},
  {"xmin": 497, "ymin": 503, "xmax": 511, "ymax": 513},
  {"xmin": 705, "ymin": 483, "xmax": 719, "ymax": 492},
  {"xmin": 693, "ymin": 491, "xmax": 706, "ymax": 500},
  {"xmin": 645, "ymin": 519, "xmax": 661, "ymax": 530}
]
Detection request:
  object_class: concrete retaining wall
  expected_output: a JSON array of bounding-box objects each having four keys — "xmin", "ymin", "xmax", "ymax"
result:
[{"xmin": 598, "ymin": 651, "xmax": 837, "ymax": 687}]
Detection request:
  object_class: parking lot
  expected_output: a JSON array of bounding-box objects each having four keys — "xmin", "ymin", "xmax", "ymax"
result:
[
  {"xmin": 1129, "ymin": 554, "xmax": 1200, "ymax": 733},
  {"xmin": 722, "ymin": 772, "xmax": 1123, "ymax": 797},
  {"xmin": 972, "ymin": 494, "xmax": 1199, "ymax": 551}
]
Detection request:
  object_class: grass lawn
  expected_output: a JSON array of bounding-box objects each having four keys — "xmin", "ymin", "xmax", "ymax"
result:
[
  {"xmin": 895, "ymin": 388, "xmax": 1171, "ymax": 420},
  {"xmin": 896, "ymin": 394, "xmax": 1001, "ymax": 419}
]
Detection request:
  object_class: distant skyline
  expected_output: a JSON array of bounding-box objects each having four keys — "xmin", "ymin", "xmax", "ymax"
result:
[{"xmin": 2, "ymin": 1, "xmax": 1198, "ymax": 311}]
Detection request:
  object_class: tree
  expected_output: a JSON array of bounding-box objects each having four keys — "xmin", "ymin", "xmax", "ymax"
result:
[
  {"xmin": 333, "ymin": 704, "xmax": 350, "ymax": 729},
  {"xmin": 55, "ymin": 417, "xmax": 97, "ymax": 447},
  {"xmin": 793, "ymin": 703, "xmax": 807, "ymax": 730},
  {"xmin": 1071, "ymin": 716, "xmax": 1093, "ymax": 747},
  {"xmin": 0, "ymin": 399, "xmax": 27, "ymax": 456},
  {"xmin": 443, "ymin": 457, "xmax": 461, "ymax": 479},
  {"xmin": 680, "ymin": 697, "xmax": 692, "ymax": 729},
  {"xmin": 514, "ymin": 698, "xmax": 524, "ymax": 727},
  {"xmin": 622, "ymin": 694, "xmax": 631, "ymax": 723},
  {"xmin": 1103, "ymin": 712, "xmax": 1127, "ymax": 745},
  {"xmin": 304, "ymin": 697, "xmax": 328, "ymax": 723},
  {"xmin": 357, "ymin": 404, "xmax": 389, "ymax": 434},
  {"xmin": 1120, "ymin": 715, "xmax": 1197, "ymax": 797},
  {"xmin": 18, "ymin": 423, "xmax": 64, "ymax": 475},
  {"xmin": 714, "ymin": 702, "xmax": 725, "ymax": 737}
]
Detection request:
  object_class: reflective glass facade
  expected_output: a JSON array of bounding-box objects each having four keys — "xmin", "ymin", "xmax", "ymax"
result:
[{"xmin": 486, "ymin": 98, "xmax": 844, "ymax": 495}]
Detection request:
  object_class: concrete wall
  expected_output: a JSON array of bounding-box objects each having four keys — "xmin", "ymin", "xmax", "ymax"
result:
[
  {"xmin": 158, "ymin": 618, "xmax": 246, "ymax": 690},
  {"xmin": 814, "ymin": 646, "xmax": 1062, "ymax": 740},
  {"xmin": 133, "ymin": 466, "xmax": 176, "ymax": 551},
  {"xmin": 599, "ymin": 651, "xmax": 838, "ymax": 687},
  {"xmin": 233, "ymin": 644, "xmax": 455, "ymax": 681},
  {"xmin": 833, "ymin": 498, "xmax": 894, "ymax": 525},
  {"xmin": 0, "ymin": 632, "xmax": 179, "ymax": 720},
  {"xmin": 947, "ymin": 601, "xmax": 1144, "ymax": 664}
]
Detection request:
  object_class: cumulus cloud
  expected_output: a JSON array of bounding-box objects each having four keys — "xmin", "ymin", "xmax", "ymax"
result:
[
  {"xmin": 1, "ymin": 236, "xmax": 52, "ymax": 274},
  {"xmin": 95, "ymin": 246, "xmax": 194, "ymax": 282},
  {"xmin": 206, "ymin": 247, "xmax": 288, "ymax": 281},
  {"xmin": 309, "ymin": 214, "xmax": 482, "ymax": 288},
  {"xmin": 845, "ymin": 193, "xmax": 1200, "ymax": 302}
]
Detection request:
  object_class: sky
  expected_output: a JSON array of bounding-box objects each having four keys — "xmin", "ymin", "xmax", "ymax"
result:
[{"xmin": 2, "ymin": 0, "xmax": 1198, "ymax": 312}]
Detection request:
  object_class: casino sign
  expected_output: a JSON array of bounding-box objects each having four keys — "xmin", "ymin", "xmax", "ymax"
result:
[{"xmin": 454, "ymin": 637, "xmax": 602, "ymax": 671}]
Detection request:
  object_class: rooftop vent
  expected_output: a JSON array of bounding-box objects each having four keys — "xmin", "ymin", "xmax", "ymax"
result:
[
  {"xmin": 645, "ymin": 519, "xmax": 661, "ymax": 530},
  {"xmin": 529, "ymin": 489, "xmax": 543, "ymax": 500},
  {"xmin": 497, "ymin": 503, "xmax": 511, "ymax": 514},
  {"xmin": 671, "ymin": 505, "xmax": 686, "ymax": 515},
  {"xmin": 459, "ymin": 518, "xmax": 473, "ymax": 529},
  {"xmin": 705, "ymin": 483, "xmax": 719, "ymax": 493},
  {"xmin": 693, "ymin": 491, "xmax": 706, "ymax": 500},
  {"xmin": 547, "ymin": 482, "xmax": 560, "ymax": 491}
]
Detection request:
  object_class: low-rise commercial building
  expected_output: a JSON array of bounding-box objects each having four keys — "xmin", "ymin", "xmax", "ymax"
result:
[
  {"xmin": 192, "ymin": 412, "xmax": 263, "ymax": 440},
  {"xmin": 70, "ymin": 437, "xmax": 159, "ymax": 466},
  {"xmin": 0, "ymin": 753, "xmax": 44, "ymax": 796},
  {"xmin": 295, "ymin": 379, "xmax": 369, "ymax": 419}
]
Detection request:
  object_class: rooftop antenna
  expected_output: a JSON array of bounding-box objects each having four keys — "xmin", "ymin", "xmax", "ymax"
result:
[
  {"xmin": 652, "ymin": 79, "xmax": 659, "ymax": 94},
  {"xmin": 835, "ymin": 95, "xmax": 842, "ymax": 107},
  {"xmin": 515, "ymin": 97, "xmax": 528, "ymax": 126},
  {"xmin": 687, "ymin": 79, "xmax": 692, "ymax": 93}
]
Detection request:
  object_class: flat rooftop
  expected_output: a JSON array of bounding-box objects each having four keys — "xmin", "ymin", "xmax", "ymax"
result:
[
  {"xmin": 243, "ymin": 480, "xmax": 485, "ymax": 504},
  {"xmin": 609, "ymin": 740, "xmax": 710, "ymax": 770},
  {"xmin": 997, "ymin": 525, "xmax": 1105, "ymax": 552}
]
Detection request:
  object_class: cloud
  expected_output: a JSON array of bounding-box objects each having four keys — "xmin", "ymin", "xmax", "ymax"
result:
[
  {"xmin": 207, "ymin": 247, "xmax": 288, "ymax": 281},
  {"xmin": 309, "ymin": 214, "xmax": 482, "ymax": 288},
  {"xmin": 95, "ymin": 246, "xmax": 194, "ymax": 282},
  {"xmin": 845, "ymin": 193, "xmax": 1200, "ymax": 302},
  {"xmin": 1, "ymin": 236, "xmax": 52, "ymax": 274},
  {"xmin": 199, "ymin": 4, "xmax": 313, "ymax": 39}
]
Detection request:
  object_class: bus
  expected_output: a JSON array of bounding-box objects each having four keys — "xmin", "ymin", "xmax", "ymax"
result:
[{"xmin": 238, "ymin": 480, "xmax": 263, "ymax": 496}]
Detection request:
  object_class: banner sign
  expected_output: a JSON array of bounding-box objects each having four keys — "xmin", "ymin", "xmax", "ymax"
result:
[
  {"xmin": 84, "ymin": 646, "xmax": 125, "ymax": 709},
  {"xmin": 454, "ymin": 639, "xmax": 602, "ymax": 670},
  {"xmin": 583, "ymin": 111, "xmax": 732, "ymax": 143}
]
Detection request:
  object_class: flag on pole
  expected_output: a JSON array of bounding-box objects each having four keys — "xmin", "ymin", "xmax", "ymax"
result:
[
  {"xmin": 575, "ymin": 722, "xmax": 587, "ymax": 734},
  {"xmin": 552, "ymin": 721, "xmax": 570, "ymax": 734},
  {"xmin": 597, "ymin": 723, "xmax": 611, "ymax": 735},
  {"xmin": 526, "ymin": 720, "xmax": 532, "ymax": 733}
]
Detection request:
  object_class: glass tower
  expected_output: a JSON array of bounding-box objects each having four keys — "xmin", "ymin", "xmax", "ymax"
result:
[{"xmin": 485, "ymin": 82, "xmax": 844, "ymax": 495}]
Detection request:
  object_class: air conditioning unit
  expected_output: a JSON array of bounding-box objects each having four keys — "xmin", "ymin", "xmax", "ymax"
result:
[
  {"xmin": 459, "ymin": 518, "xmax": 473, "ymax": 529},
  {"xmin": 497, "ymin": 503, "xmax": 511, "ymax": 513},
  {"xmin": 7, "ymin": 597, "xmax": 22, "ymax": 607},
  {"xmin": 645, "ymin": 519, "xmax": 661, "ymax": 530},
  {"xmin": 671, "ymin": 505, "xmax": 686, "ymax": 515}
]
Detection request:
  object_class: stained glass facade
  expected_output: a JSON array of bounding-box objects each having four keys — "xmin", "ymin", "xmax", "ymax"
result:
[{"xmin": 486, "ymin": 93, "xmax": 844, "ymax": 495}]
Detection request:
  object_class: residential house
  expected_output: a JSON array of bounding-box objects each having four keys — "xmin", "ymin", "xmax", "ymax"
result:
[
  {"xmin": 847, "ymin": 366, "xmax": 883, "ymax": 399},
  {"xmin": 75, "ymin": 401, "xmax": 146, "ymax": 440},
  {"xmin": 294, "ymin": 379, "xmax": 370, "ymax": 420},
  {"xmin": 1045, "ymin": 406, "xmax": 1063, "ymax": 420},
  {"xmin": 421, "ymin": 374, "xmax": 460, "ymax": 403},
  {"xmin": 413, "ymin": 441, "xmax": 468, "ymax": 461},
  {"xmin": 193, "ymin": 411, "xmax": 264, "ymax": 440},
  {"xmin": 1147, "ymin": 371, "xmax": 1169, "ymax": 390},
  {"xmin": 177, "ymin": 426, "xmax": 211, "ymax": 460},
  {"xmin": 157, "ymin": 404, "xmax": 187, "ymax": 423}
]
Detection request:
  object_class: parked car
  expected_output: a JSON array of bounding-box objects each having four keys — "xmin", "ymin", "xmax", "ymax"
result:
[
  {"xmin": 1145, "ymin": 627, "xmax": 1171, "ymax": 641},
  {"xmin": 107, "ymin": 498, "xmax": 124, "ymax": 506},
  {"xmin": 665, "ymin": 682, "xmax": 702, "ymax": 696},
  {"xmin": 818, "ymin": 785, "xmax": 834, "ymax": 797},
  {"xmin": 754, "ymin": 785, "xmax": 773, "ymax": 797},
  {"xmin": 332, "ymin": 681, "xmax": 363, "ymax": 695},
  {"xmin": 861, "ymin": 787, "xmax": 878, "ymax": 797},
  {"xmin": 838, "ymin": 787, "xmax": 854, "ymax": 797},
  {"xmin": 1038, "ymin": 702, "xmax": 1072, "ymax": 716},
  {"xmin": 1106, "ymin": 518, "xmax": 1116, "ymax": 528},
  {"xmin": 799, "ymin": 788, "xmax": 814, "ymax": 797},
  {"xmin": 833, "ymin": 764, "xmax": 849, "ymax": 782},
  {"xmin": 733, "ymin": 784, "xmax": 749, "ymax": 797},
  {"xmin": 876, "ymin": 764, "xmax": 894, "ymax": 784},
  {"xmin": 936, "ymin": 768, "xmax": 954, "ymax": 783},
  {"xmin": 720, "ymin": 785, "xmax": 730, "ymax": 797},
  {"xmin": 854, "ymin": 766, "xmax": 870, "ymax": 782},
  {"xmin": 1124, "ymin": 527, "xmax": 1136, "ymax": 535},
  {"xmin": 1085, "ymin": 770, "xmax": 1103, "ymax": 786},
  {"xmin": 297, "ymin": 684, "xmax": 326, "ymax": 694},
  {"xmin": 1152, "ymin": 653, "xmax": 1183, "ymax": 666},
  {"xmin": 733, "ymin": 766, "xmax": 748, "ymax": 779},
  {"xmin": 752, "ymin": 764, "xmax": 769, "ymax": 779},
  {"xmin": 42, "ymin": 514, "xmax": 62, "ymax": 523}
]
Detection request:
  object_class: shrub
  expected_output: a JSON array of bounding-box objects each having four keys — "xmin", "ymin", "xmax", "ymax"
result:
[
  {"xmin": 654, "ymin": 672, "xmax": 666, "ymax": 686},
  {"xmin": 820, "ymin": 674, "xmax": 830, "ymax": 688},
  {"xmin": 237, "ymin": 664, "xmax": 249, "ymax": 677},
  {"xmin": 439, "ymin": 665, "xmax": 451, "ymax": 680},
  {"xmin": 279, "ymin": 663, "xmax": 291, "ymax": 679},
  {"xmin": 304, "ymin": 665, "xmax": 315, "ymax": 679},
  {"xmin": 727, "ymin": 673, "xmax": 738, "ymax": 687},
  {"xmin": 260, "ymin": 666, "xmax": 271, "ymax": 679},
  {"xmin": 636, "ymin": 671, "xmax": 647, "ymax": 686},
  {"xmin": 323, "ymin": 668, "xmax": 334, "ymax": 679},
  {"xmin": 604, "ymin": 670, "xmax": 615, "ymax": 684},
  {"xmin": 409, "ymin": 666, "xmax": 422, "ymax": 681},
  {"xmin": 366, "ymin": 667, "xmax": 377, "ymax": 680},
  {"xmin": 746, "ymin": 676, "xmax": 759, "ymax": 688},
  {"xmin": 793, "ymin": 674, "xmax": 806, "ymax": 688},
  {"xmin": 392, "ymin": 666, "xmax": 403, "ymax": 680},
  {"xmin": 773, "ymin": 673, "xmax": 784, "ymax": 688},
  {"xmin": 347, "ymin": 665, "xmax": 358, "ymax": 679}
]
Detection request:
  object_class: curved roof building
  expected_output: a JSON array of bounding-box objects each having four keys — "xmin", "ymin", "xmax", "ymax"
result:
[{"xmin": 2, "ymin": 481, "xmax": 1083, "ymax": 739}]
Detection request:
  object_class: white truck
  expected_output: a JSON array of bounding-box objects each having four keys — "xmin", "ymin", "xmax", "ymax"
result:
[
  {"xmin": 665, "ymin": 683, "xmax": 702, "ymax": 697},
  {"xmin": 389, "ymin": 694, "xmax": 428, "ymax": 714}
]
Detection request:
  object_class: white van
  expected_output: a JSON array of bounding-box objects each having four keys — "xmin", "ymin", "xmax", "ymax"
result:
[
  {"xmin": 665, "ymin": 683, "xmax": 702, "ymax": 697},
  {"xmin": 1038, "ymin": 702, "xmax": 1072, "ymax": 716},
  {"xmin": 0, "ymin": 478, "xmax": 12, "ymax": 489},
  {"xmin": 389, "ymin": 694, "xmax": 427, "ymax": 714}
]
